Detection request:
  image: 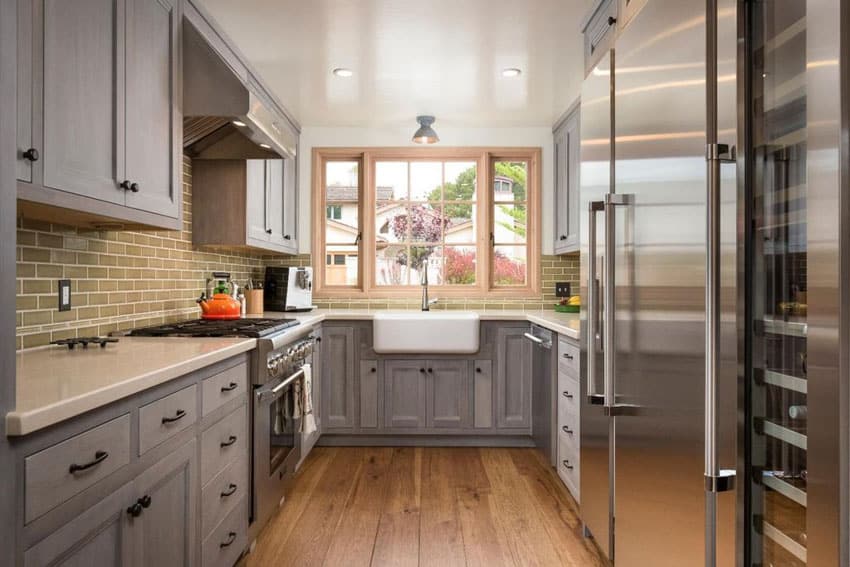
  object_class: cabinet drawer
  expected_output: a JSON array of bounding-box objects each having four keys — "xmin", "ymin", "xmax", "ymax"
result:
[
  {"xmin": 558, "ymin": 371, "xmax": 581, "ymax": 417},
  {"xmin": 203, "ymin": 495, "xmax": 248, "ymax": 567},
  {"xmin": 558, "ymin": 405, "xmax": 580, "ymax": 446},
  {"xmin": 201, "ymin": 405, "xmax": 247, "ymax": 486},
  {"xmin": 557, "ymin": 434, "xmax": 580, "ymax": 499},
  {"xmin": 25, "ymin": 414, "xmax": 131, "ymax": 523},
  {"xmin": 557, "ymin": 338, "xmax": 580, "ymax": 376},
  {"xmin": 202, "ymin": 362, "xmax": 248, "ymax": 417},
  {"xmin": 202, "ymin": 457, "xmax": 248, "ymax": 537},
  {"xmin": 139, "ymin": 384, "xmax": 198, "ymax": 455}
]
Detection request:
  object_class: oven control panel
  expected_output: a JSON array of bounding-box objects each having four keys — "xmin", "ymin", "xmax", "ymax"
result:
[{"xmin": 266, "ymin": 337, "xmax": 314, "ymax": 378}]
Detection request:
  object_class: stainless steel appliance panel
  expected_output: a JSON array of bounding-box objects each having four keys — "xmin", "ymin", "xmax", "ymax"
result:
[
  {"xmin": 610, "ymin": 0, "xmax": 737, "ymax": 564},
  {"xmin": 529, "ymin": 325, "xmax": 556, "ymax": 465},
  {"xmin": 579, "ymin": 49, "xmax": 614, "ymax": 562}
]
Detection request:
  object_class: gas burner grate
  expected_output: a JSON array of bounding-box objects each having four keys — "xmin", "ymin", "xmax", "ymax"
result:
[
  {"xmin": 128, "ymin": 318, "xmax": 299, "ymax": 338},
  {"xmin": 51, "ymin": 337, "xmax": 120, "ymax": 350}
]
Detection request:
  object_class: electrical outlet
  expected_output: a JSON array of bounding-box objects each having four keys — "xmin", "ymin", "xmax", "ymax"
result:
[
  {"xmin": 58, "ymin": 279, "xmax": 71, "ymax": 311},
  {"xmin": 555, "ymin": 282, "xmax": 571, "ymax": 298}
]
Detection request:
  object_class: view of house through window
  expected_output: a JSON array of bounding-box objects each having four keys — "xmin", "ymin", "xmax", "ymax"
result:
[
  {"xmin": 492, "ymin": 160, "xmax": 529, "ymax": 286},
  {"xmin": 323, "ymin": 161, "xmax": 360, "ymax": 286}
]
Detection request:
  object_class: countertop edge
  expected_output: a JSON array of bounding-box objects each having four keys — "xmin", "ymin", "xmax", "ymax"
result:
[{"xmin": 6, "ymin": 338, "xmax": 256, "ymax": 437}]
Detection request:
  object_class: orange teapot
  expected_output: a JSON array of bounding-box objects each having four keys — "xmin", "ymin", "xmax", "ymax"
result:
[{"xmin": 197, "ymin": 272, "xmax": 242, "ymax": 320}]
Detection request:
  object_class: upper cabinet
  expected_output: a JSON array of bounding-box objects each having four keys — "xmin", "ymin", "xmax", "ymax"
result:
[
  {"xmin": 16, "ymin": 0, "xmax": 182, "ymax": 230},
  {"xmin": 581, "ymin": 0, "xmax": 619, "ymax": 74},
  {"xmin": 553, "ymin": 104, "xmax": 580, "ymax": 254}
]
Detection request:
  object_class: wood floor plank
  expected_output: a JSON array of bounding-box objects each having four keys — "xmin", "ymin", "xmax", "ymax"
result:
[
  {"xmin": 457, "ymin": 485, "xmax": 516, "ymax": 567},
  {"xmin": 419, "ymin": 448, "xmax": 467, "ymax": 567},
  {"xmin": 370, "ymin": 447, "xmax": 422, "ymax": 567},
  {"xmin": 480, "ymin": 448, "xmax": 564, "ymax": 567},
  {"xmin": 323, "ymin": 447, "xmax": 394, "ymax": 567},
  {"xmin": 245, "ymin": 447, "xmax": 337, "ymax": 566},
  {"xmin": 258, "ymin": 447, "xmax": 364, "ymax": 567}
]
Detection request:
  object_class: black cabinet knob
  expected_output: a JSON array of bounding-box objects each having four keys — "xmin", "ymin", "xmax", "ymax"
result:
[
  {"xmin": 371, "ymin": 367, "xmax": 377, "ymax": 373},
  {"xmin": 475, "ymin": 367, "xmax": 482, "ymax": 373},
  {"xmin": 23, "ymin": 148, "xmax": 39, "ymax": 162},
  {"xmin": 608, "ymin": 16, "xmax": 617, "ymax": 25},
  {"xmin": 127, "ymin": 502, "xmax": 143, "ymax": 517},
  {"xmin": 284, "ymin": 234, "xmax": 291, "ymax": 240},
  {"xmin": 560, "ymin": 235, "xmax": 567, "ymax": 240},
  {"xmin": 119, "ymin": 180, "xmax": 132, "ymax": 191},
  {"xmin": 427, "ymin": 368, "xmax": 433, "ymax": 373},
  {"xmin": 129, "ymin": 182, "xmax": 139, "ymax": 193},
  {"xmin": 138, "ymin": 495, "xmax": 152, "ymax": 509},
  {"xmin": 265, "ymin": 228, "xmax": 273, "ymax": 234},
  {"xmin": 419, "ymin": 368, "xmax": 426, "ymax": 373}
]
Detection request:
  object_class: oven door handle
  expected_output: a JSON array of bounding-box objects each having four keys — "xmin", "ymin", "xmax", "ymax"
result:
[{"xmin": 256, "ymin": 368, "xmax": 305, "ymax": 404}]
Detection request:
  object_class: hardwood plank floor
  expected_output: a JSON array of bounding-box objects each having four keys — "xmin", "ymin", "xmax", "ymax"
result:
[{"xmin": 244, "ymin": 447, "xmax": 606, "ymax": 567}]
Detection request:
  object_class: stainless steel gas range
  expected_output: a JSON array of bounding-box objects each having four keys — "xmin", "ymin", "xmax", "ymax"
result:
[{"xmin": 128, "ymin": 317, "xmax": 318, "ymax": 539}]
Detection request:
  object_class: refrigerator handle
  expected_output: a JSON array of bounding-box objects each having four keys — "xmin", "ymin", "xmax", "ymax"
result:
[
  {"xmin": 586, "ymin": 200, "xmax": 605, "ymax": 405},
  {"xmin": 603, "ymin": 193, "xmax": 633, "ymax": 411}
]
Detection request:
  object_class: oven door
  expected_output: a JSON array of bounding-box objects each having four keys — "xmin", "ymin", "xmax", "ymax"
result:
[{"xmin": 252, "ymin": 368, "xmax": 303, "ymax": 532}]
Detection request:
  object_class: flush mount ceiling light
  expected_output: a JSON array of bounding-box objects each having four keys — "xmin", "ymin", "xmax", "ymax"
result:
[
  {"xmin": 412, "ymin": 115, "xmax": 439, "ymax": 145},
  {"xmin": 232, "ymin": 120, "xmax": 247, "ymax": 127},
  {"xmin": 501, "ymin": 67, "xmax": 522, "ymax": 78},
  {"xmin": 259, "ymin": 143, "xmax": 271, "ymax": 149},
  {"xmin": 332, "ymin": 67, "xmax": 353, "ymax": 78}
]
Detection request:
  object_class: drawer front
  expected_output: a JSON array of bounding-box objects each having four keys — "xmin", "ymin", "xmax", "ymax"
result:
[
  {"xmin": 139, "ymin": 384, "xmax": 198, "ymax": 455},
  {"xmin": 558, "ymin": 404, "xmax": 580, "ymax": 446},
  {"xmin": 202, "ymin": 457, "xmax": 248, "ymax": 537},
  {"xmin": 557, "ymin": 338, "xmax": 580, "ymax": 376},
  {"xmin": 202, "ymin": 362, "xmax": 248, "ymax": 417},
  {"xmin": 557, "ymin": 371, "xmax": 581, "ymax": 417},
  {"xmin": 558, "ymin": 433, "xmax": 580, "ymax": 499},
  {"xmin": 201, "ymin": 405, "xmax": 247, "ymax": 486},
  {"xmin": 25, "ymin": 414, "xmax": 131, "ymax": 523},
  {"xmin": 202, "ymin": 495, "xmax": 248, "ymax": 567}
]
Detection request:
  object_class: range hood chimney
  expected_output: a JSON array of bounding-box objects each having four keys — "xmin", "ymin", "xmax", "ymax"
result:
[{"xmin": 182, "ymin": 20, "xmax": 297, "ymax": 160}]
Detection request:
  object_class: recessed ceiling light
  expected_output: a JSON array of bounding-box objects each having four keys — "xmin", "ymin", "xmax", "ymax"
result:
[
  {"xmin": 259, "ymin": 143, "xmax": 271, "ymax": 149},
  {"xmin": 501, "ymin": 68, "xmax": 522, "ymax": 78},
  {"xmin": 232, "ymin": 120, "xmax": 247, "ymax": 127},
  {"xmin": 332, "ymin": 68, "xmax": 354, "ymax": 78}
]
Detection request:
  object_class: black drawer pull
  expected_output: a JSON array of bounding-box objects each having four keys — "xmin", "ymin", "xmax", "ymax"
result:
[
  {"xmin": 220, "ymin": 435, "xmax": 238, "ymax": 448},
  {"xmin": 562, "ymin": 391, "xmax": 573, "ymax": 399},
  {"xmin": 563, "ymin": 459, "xmax": 574, "ymax": 470},
  {"xmin": 220, "ymin": 532, "xmax": 237, "ymax": 548},
  {"xmin": 563, "ymin": 353, "xmax": 574, "ymax": 360},
  {"xmin": 161, "ymin": 409, "xmax": 186, "ymax": 424},
  {"xmin": 69, "ymin": 450, "xmax": 109, "ymax": 474},
  {"xmin": 562, "ymin": 425, "xmax": 574, "ymax": 435},
  {"xmin": 23, "ymin": 147, "xmax": 39, "ymax": 162},
  {"xmin": 221, "ymin": 382, "xmax": 238, "ymax": 392},
  {"xmin": 221, "ymin": 483, "xmax": 238, "ymax": 498}
]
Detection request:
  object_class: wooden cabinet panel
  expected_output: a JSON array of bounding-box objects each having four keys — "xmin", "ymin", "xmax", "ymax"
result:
[
  {"xmin": 384, "ymin": 361, "xmax": 426, "ymax": 429},
  {"xmin": 322, "ymin": 326, "xmax": 356, "ymax": 430},
  {"xmin": 266, "ymin": 159, "xmax": 285, "ymax": 243},
  {"xmin": 41, "ymin": 0, "xmax": 124, "ymax": 203},
  {"xmin": 282, "ymin": 156, "xmax": 298, "ymax": 248},
  {"xmin": 554, "ymin": 106, "xmax": 580, "ymax": 254},
  {"xmin": 473, "ymin": 360, "xmax": 493, "ymax": 429},
  {"xmin": 200, "ymin": 404, "xmax": 246, "ymax": 486},
  {"xmin": 359, "ymin": 360, "xmax": 379, "ymax": 429},
  {"xmin": 124, "ymin": 0, "xmax": 180, "ymax": 218},
  {"xmin": 495, "ymin": 327, "xmax": 532, "ymax": 429},
  {"xmin": 138, "ymin": 384, "xmax": 197, "ymax": 455},
  {"xmin": 427, "ymin": 360, "xmax": 469, "ymax": 429},
  {"xmin": 16, "ymin": 0, "xmax": 33, "ymax": 183}
]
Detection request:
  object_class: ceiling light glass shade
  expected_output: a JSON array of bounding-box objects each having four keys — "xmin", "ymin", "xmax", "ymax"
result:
[
  {"xmin": 412, "ymin": 115, "xmax": 439, "ymax": 144},
  {"xmin": 332, "ymin": 67, "xmax": 353, "ymax": 77},
  {"xmin": 501, "ymin": 67, "xmax": 522, "ymax": 77}
]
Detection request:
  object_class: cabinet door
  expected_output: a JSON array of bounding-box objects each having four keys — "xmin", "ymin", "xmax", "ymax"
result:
[
  {"xmin": 473, "ymin": 360, "xmax": 493, "ymax": 429},
  {"xmin": 245, "ymin": 159, "xmax": 270, "ymax": 243},
  {"xmin": 553, "ymin": 125, "xmax": 569, "ymax": 251},
  {"xmin": 129, "ymin": 439, "xmax": 197, "ymax": 566},
  {"xmin": 124, "ymin": 0, "xmax": 179, "ymax": 218},
  {"xmin": 16, "ymin": 0, "xmax": 33, "ymax": 183},
  {"xmin": 495, "ymin": 327, "xmax": 532, "ymax": 429},
  {"xmin": 311, "ymin": 328, "xmax": 323, "ymax": 432},
  {"xmin": 24, "ymin": 481, "xmax": 134, "ymax": 567},
  {"xmin": 322, "ymin": 326, "xmax": 356, "ymax": 430},
  {"xmin": 266, "ymin": 159, "xmax": 286, "ymax": 243},
  {"xmin": 554, "ymin": 109, "xmax": 580, "ymax": 253},
  {"xmin": 384, "ymin": 361, "xmax": 426, "ymax": 429},
  {"xmin": 41, "ymin": 0, "xmax": 124, "ymax": 203},
  {"xmin": 282, "ymin": 155, "xmax": 298, "ymax": 248},
  {"xmin": 359, "ymin": 360, "xmax": 379, "ymax": 429},
  {"xmin": 427, "ymin": 360, "xmax": 470, "ymax": 429}
]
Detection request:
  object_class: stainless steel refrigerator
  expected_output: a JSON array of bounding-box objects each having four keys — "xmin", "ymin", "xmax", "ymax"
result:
[{"xmin": 578, "ymin": 0, "xmax": 848, "ymax": 565}]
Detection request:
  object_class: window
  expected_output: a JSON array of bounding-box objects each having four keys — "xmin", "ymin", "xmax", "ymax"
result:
[{"xmin": 312, "ymin": 148, "xmax": 540, "ymax": 297}]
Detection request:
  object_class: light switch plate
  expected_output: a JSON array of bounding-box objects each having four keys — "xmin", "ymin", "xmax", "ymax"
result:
[
  {"xmin": 555, "ymin": 282, "xmax": 571, "ymax": 298},
  {"xmin": 58, "ymin": 279, "xmax": 71, "ymax": 311}
]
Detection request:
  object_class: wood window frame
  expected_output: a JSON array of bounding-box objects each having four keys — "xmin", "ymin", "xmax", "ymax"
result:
[{"xmin": 312, "ymin": 147, "xmax": 541, "ymax": 299}]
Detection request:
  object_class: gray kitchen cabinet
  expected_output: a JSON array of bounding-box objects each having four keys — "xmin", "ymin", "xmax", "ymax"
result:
[
  {"xmin": 322, "ymin": 325, "xmax": 357, "ymax": 430},
  {"xmin": 129, "ymin": 439, "xmax": 197, "ymax": 566},
  {"xmin": 581, "ymin": 0, "xmax": 618, "ymax": 74},
  {"xmin": 15, "ymin": 0, "xmax": 182, "ymax": 230},
  {"xmin": 553, "ymin": 103, "xmax": 580, "ymax": 254},
  {"xmin": 473, "ymin": 360, "xmax": 493, "ymax": 429},
  {"xmin": 384, "ymin": 361, "xmax": 427, "ymax": 429},
  {"xmin": 359, "ymin": 360, "xmax": 379, "ymax": 429},
  {"xmin": 496, "ymin": 327, "xmax": 533, "ymax": 429},
  {"xmin": 427, "ymin": 360, "xmax": 470, "ymax": 429}
]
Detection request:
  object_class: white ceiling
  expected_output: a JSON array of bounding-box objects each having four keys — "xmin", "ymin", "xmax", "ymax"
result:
[{"xmin": 197, "ymin": 0, "xmax": 592, "ymax": 128}]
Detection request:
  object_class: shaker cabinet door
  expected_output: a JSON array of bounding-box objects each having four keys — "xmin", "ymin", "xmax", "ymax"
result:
[
  {"xmin": 322, "ymin": 326, "xmax": 356, "ymax": 430},
  {"xmin": 124, "ymin": 0, "xmax": 180, "ymax": 218},
  {"xmin": 554, "ymin": 108, "xmax": 580, "ymax": 253},
  {"xmin": 266, "ymin": 159, "xmax": 286, "ymax": 243},
  {"xmin": 384, "ymin": 361, "xmax": 427, "ymax": 429},
  {"xmin": 282, "ymin": 156, "xmax": 298, "ymax": 249},
  {"xmin": 495, "ymin": 327, "xmax": 532, "ymax": 429},
  {"xmin": 16, "ymin": 0, "xmax": 34, "ymax": 183},
  {"xmin": 41, "ymin": 0, "xmax": 124, "ymax": 203},
  {"xmin": 427, "ymin": 360, "xmax": 470, "ymax": 429}
]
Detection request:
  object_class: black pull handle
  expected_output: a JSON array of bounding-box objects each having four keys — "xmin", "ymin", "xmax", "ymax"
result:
[
  {"xmin": 563, "ymin": 391, "xmax": 573, "ymax": 399},
  {"xmin": 284, "ymin": 234, "xmax": 291, "ymax": 240},
  {"xmin": 69, "ymin": 450, "xmax": 109, "ymax": 474},
  {"xmin": 129, "ymin": 182, "xmax": 139, "ymax": 193},
  {"xmin": 127, "ymin": 502, "xmax": 143, "ymax": 517},
  {"xmin": 220, "ymin": 532, "xmax": 237, "ymax": 548},
  {"xmin": 119, "ymin": 180, "xmax": 132, "ymax": 191},
  {"xmin": 420, "ymin": 368, "xmax": 426, "ymax": 373},
  {"xmin": 220, "ymin": 483, "xmax": 238, "ymax": 498},
  {"xmin": 427, "ymin": 368, "xmax": 433, "ymax": 373},
  {"xmin": 221, "ymin": 382, "xmax": 238, "ymax": 392},
  {"xmin": 475, "ymin": 367, "xmax": 482, "ymax": 373},
  {"xmin": 315, "ymin": 337, "xmax": 322, "ymax": 342},
  {"xmin": 23, "ymin": 148, "xmax": 39, "ymax": 162},
  {"xmin": 563, "ymin": 459, "xmax": 574, "ymax": 470},
  {"xmin": 607, "ymin": 16, "xmax": 617, "ymax": 25},
  {"xmin": 560, "ymin": 235, "xmax": 567, "ymax": 240},
  {"xmin": 371, "ymin": 367, "xmax": 376, "ymax": 373},
  {"xmin": 562, "ymin": 425, "xmax": 573, "ymax": 435},
  {"xmin": 563, "ymin": 353, "xmax": 574, "ymax": 360},
  {"xmin": 220, "ymin": 435, "xmax": 238, "ymax": 448},
  {"xmin": 138, "ymin": 494, "xmax": 152, "ymax": 508},
  {"xmin": 265, "ymin": 228, "xmax": 272, "ymax": 234},
  {"xmin": 161, "ymin": 409, "xmax": 186, "ymax": 424}
]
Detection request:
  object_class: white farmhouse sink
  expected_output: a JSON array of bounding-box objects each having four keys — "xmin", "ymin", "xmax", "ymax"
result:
[{"xmin": 372, "ymin": 312, "xmax": 480, "ymax": 354}]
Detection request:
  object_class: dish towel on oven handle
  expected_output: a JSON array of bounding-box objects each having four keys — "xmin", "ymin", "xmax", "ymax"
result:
[{"xmin": 299, "ymin": 364, "xmax": 317, "ymax": 435}]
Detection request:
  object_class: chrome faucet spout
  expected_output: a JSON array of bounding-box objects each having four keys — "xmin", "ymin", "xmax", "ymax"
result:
[{"xmin": 421, "ymin": 259, "xmax": 431, "ymax": 311}]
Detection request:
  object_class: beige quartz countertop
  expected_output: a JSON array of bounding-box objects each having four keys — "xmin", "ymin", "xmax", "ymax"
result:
[{"xmin": 8, "ymin": 337, "xmax": 256, "ymax": 436}]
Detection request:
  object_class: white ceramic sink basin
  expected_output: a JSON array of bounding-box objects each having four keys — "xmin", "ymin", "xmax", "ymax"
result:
[{"xmin": 372, "ymin": 312, "xmax": 480, "ymax": 354}]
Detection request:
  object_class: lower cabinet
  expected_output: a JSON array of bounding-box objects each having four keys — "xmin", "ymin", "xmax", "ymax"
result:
[
  {"xmin": 321, "ymin": 325, "xmax": 356, "ymax": 431},
  {"xmin": 25, "ymin": 439, "xmax": 197, "ymax": 567},
  {"xmin": 495, "ymin": 327, "xmax": 533, "ymax": 430},
  {"xmin": 383, "ymin": 359, "xmax": 470, "ymax": 430},
  {"xmin": 427, "ymin": 360, "xmax": 470, "ymax": 429},
  {"xmin": 384, "ymin": 361, "xmax": 427, "ymax": 429}
]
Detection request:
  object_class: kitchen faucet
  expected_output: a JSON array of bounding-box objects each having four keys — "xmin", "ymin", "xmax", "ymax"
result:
[{"xmin": 420, "ymin": 259, "xmax": 438, "ymax": 311}]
